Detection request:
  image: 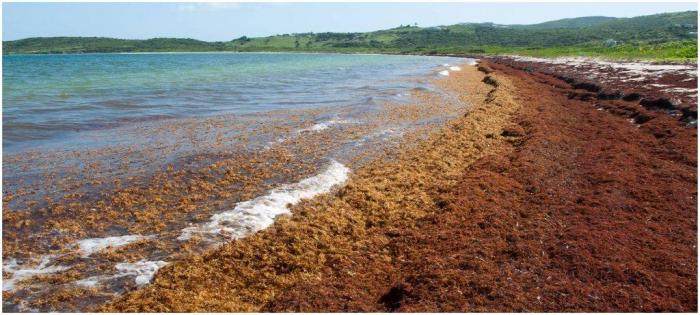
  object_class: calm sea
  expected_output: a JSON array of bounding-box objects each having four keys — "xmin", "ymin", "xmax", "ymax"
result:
[
  {"xmin": 3, "ymin": 52, "xmax": 462, "ymax": 152},
  {"xmin": 2, "ymin": 52, "xmax": 473, "ymax": 312}
]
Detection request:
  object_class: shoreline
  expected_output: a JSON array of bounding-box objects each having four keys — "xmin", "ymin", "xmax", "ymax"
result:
[
  {"xmin": 102, "ymin": 62, "xmax": 520, "ymax": 312},
  {"xmin": 3, "ymin": 55, "xmax": 697, "ymax": 311},
  {"xmin": 2, "ymin": 52, "xmax": 461, "ymax": 155},
  {"xmin": 1, "ymin": 58, "xmax": 472, "ymax": 312},
  {"xmin": 5, "ymin": 49, "xmax": 697, "ymax": 65},
  {"xmin": 105, "ymin": 59, "xmax": 696, "ymax": 312}
]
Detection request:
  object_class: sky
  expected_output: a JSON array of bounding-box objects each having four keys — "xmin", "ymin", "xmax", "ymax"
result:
[{"xmin": 3, "ymin": 2, "xmax": 698, "ymax": 41}]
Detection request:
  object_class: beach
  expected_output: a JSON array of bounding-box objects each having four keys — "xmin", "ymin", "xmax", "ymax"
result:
[
  {"xmin": 2, "ymin": 56, "xmax": 697, "ymax": 312},
  {"xmin": 2, "ymin": 3, "xmax": 697, "ymax": 312},
  {"xmin": 2, "ymin": 53, "xmax": 470, "ymax": 311},
  {"xmin": 105, "ymin": 59, "xmax": 696, "ymax": 312}
]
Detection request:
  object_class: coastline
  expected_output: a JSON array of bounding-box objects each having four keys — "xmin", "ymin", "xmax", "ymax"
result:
[
  {"xmin": 5, "ymin": 49, "xmax": 696, "ymax": 63},
  {"xmin": 2, "ymin": 55, "xmax": 697, "ymax": 311},
  {"xmin": 2, "ymin": 6, "xmax": 697, "ymax": 312},
  {"xmin": 102, "ymin": 61, "xmax": 515, "ymax": 312},
  {"xmin": 1, "ymin": 55, "xmax": 471, "ymax": 311},
  {"xmin": 103, "ymin": 59, "xmax": 696, "ymax": 312}
]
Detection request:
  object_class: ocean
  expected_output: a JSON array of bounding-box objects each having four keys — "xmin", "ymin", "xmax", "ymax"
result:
[
  {"xmin": 4, "ymin": 52, "xmax": 462, "ymax": 152},
  {"xmin": 2, "ymin": 52, "xmax": 473, "ymax": 312}
]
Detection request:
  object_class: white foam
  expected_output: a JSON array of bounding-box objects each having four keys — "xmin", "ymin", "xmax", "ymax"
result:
[
  {"xmin": 304, "ymin": 122, "xmax": 332, "ymax": 132},
  {"xmin": 178, "ymin": 160, "xmax": 350, "ymax": 241},
  {"xmin": 354, "ymin": 128, "xmax": 404, "ymax": 147},
  {"xmin": 74, "ymin": 234, "xmax": 153, "ymax": 257},
  {"xmin": 74, "ymin": 277, "xmax": 101, "ymax": 288},
  {"xmin": 2, "ymin": 256, "xmax": 70, "ymax": 291},
  {"xmin": 467, "ymin": 60, "xmax": 479, "ymax": 66},
  {"xmin": 264, "ymin": 119, "xmax": 352, "ymax": 150},
  {"xmin": 449, "ymin": 66, "xmax": 462, "ymax": 71},
  {"xmin": 115, "ymin": 260, "xmax": 168, "ymax": 286},
  {"xmin": 438, "ymin": 70, "xmax": 450, "ymax": 76},
  {"xmin": 300, "ymin": 119, "xmax": 349, "ymax": 133},
  {"xmin": 73, "ymin": 259, "xmax": 167, "ymax": 288}
]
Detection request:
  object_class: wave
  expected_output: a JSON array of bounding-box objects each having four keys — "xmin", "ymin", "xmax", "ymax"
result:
[
  {"xmin": 178, "ymin": 160, "xmax": 350, "ymax": 242},
  {"xmin": 74, "ymin": 235, "xmax": 153, "ymax": 257},
  {"xmin": 2, "ymin": 256, "xmax": 70, "ymax": 291},
  {"xmin": 74, "ymin": 260, "xmax": 167, "ymax": 288},
  {"xmin": 2, "ymin": 234, "xmax": 154, "ymax": 292},
  {"xmin": 299, "ymin": 118, "xmax": 350, "ymax": 132},
  {"xmin": 115, "ymin": 260, "xmax": 168, "ymax": 287},
  {"xmin": 354, "ymin": 127, "xmax": 404, "ymax": 147}
]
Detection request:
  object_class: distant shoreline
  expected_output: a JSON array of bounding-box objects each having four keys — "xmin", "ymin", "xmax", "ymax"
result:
[
  {"xmin": 2, "ymin": 50, "xmax": 467, "ymax": 57},
  {"xmin": 4, "ymin": 50, "xmax": 696, "ymax": 65}
]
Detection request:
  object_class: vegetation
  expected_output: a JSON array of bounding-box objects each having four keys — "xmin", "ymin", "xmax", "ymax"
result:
[
  {"xmin": 3, "ymin": 11, "xmax": 697, "ymax": 61},
  {"xmin": 480, "ymin": 40, "xmax": 698, "ymax": 62},
  {"xmin": 2, "ymin": 37, "xmax": 227, "ymax": 54}
]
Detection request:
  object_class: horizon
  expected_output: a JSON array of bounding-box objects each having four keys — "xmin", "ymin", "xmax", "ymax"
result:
[{"xmin": 3, "ymin": 2, "xmax": 698, "ymax": 42}]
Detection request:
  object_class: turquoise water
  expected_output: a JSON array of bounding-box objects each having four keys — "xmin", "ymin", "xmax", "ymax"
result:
[
  {"xmin": 3, "ymin": 52, "xmax": 461, "ymax": 152},
  {"xmin": 2, "ymin": 53, "xmax": 472, "ymax": 311}
]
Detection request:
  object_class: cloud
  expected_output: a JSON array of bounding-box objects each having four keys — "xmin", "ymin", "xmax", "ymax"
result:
[{"xmin": 177, "ymin": 3, "xmax": 241, "ymax": 12}]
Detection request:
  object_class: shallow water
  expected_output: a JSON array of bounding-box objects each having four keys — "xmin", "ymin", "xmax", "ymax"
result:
[
  {"xmin": 2, "ymin": 52, "xmax": 473, "ymax": 312},
  {"xmin": 3, "ymin": 52, "xmax": 462, "ymax": 152}
]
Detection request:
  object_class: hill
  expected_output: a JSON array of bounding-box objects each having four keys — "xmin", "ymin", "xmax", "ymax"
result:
[
  {"xmin": 517, "ymin": 16, "xmax": 618, "ymax": 29},
  {"xmin": 3, "ymin": 11, "xmax": 697, "ymax": 60},
  {"xmin": 2, "ymin": 37, "xmax": 227, "ymax": 54}
]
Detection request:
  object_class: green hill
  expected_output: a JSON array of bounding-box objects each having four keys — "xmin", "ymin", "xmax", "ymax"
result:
[
  {"xmin": 3, "ymin": 37, "xmax": 227, "ymax": 54},
  {"xmin": 517, "ymin": 16, "xmax": 618, "ymax": 29},
  {"xmin": 4, "ymin": 11, "xmax": 697, "ymax": 60}
]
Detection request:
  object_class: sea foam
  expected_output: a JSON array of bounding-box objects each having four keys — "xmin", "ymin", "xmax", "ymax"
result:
[
  {"xmin": 2, "ymin": 235, "xmax": 153, "ymax": 291},
  {"xmin": 300, "ymin": 118, "xmax": 350, "ymax": 133},
  {"xmin": 2, "ymin": 256, "xmax": 69, "ymax": 291},
  {"xmin": 178, "ymin": 160, "xmax": 350, "ymax": 241},
  {"xmin": 265, "ymin": 119, "xmax": 352, "ymax": 150},
  {"xmin": 438, "ymin": 70, "xmax": 450, "ymax": 76},
  {"xmin": 74, "ymin": 234, "xmax": 153, "ymax": 257},
  {"xmin": 74, "ymin": 259, "xmax": 167, "ymax": 288},
  {"xmin": 115, "ymin": 260, "xmax": 168, "ymax": 286}
]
